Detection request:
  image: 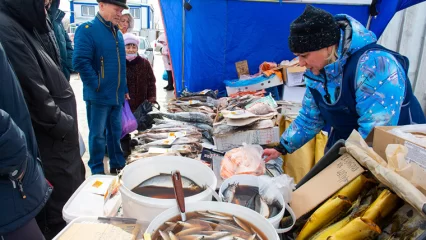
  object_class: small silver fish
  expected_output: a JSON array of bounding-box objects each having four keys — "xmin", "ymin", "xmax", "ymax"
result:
[
  {"xmin": 223, "ymin": 183, "xmax": 238, "ymax": 203},
  {"xmin": 254, "ymin": 194, "xmax": 270, "ymax": 219},
  {"xmin": 138, "ymin": 173, "xmax": 200, "ymax": 189},
  {"xmin": 150, "ymin": 112, "xmax": 213, "ymax": 125}
]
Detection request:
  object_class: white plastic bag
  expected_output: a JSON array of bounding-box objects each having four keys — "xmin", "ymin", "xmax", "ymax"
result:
[
  {"xmin": 220, "ymin": 144, "xmax": 266, "ymax": 179},
  {"xmin": 258, "ymin": 174, "xmax": 296, "ymax": 204}
]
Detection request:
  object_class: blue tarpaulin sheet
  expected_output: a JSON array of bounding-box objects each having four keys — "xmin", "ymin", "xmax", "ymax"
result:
[{"xmin": 159, "ymin": 0, "xmax": 426, "ymax": 96}]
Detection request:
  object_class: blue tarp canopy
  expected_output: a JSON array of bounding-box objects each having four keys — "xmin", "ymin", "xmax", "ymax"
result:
[{"xmin": 159, "ymin": 0, "xmax": 426, "ymax": 95}]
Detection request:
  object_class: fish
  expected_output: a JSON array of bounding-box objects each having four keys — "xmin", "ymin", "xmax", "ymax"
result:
[
  {"xmin": 136, "ymin": 173, "xmax": 199, "ymax": 189},
  {"xmin": 150, "ymin": 112, "xmax": 213, "ymax": 125},
  {"xmin": 180, "ymin": 89, "xmax": 218, "ymax": 99},
  {"xmin": 246, "ymin": 102, "xmax": 276, "ymax": 115},
  {"xmin": 146, "ymin": 126, "xmax": 201, "ymax": 133},
  {"xmin": 213, "ymin": 124, "xmax": 238, "ymax": 136},
  {"xmin": 254, "ymin": 194, "xmax": 270, "ymax": 219},
  {"xmin": 153, "ymin": 211, "xmax": 266, "ymax": 240},
  {"xmin": 140, "ymin": 137, "xmax": 200, "ymax": 148},
  {"xmin": 139, "ymin": 131, "xmax": 202, "ymax": 142},
  {"xmin": 153, "ymin": 120, "xmax": 214, "ymax": 134},
  {"xmin": 222, "ymin": 183, "xmax": 238, "ymax": 203}
]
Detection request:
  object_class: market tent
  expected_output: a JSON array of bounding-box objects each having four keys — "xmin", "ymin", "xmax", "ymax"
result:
[{"xmin": 159, "ymin": 0, "xmax": 426, "ymax": 95}]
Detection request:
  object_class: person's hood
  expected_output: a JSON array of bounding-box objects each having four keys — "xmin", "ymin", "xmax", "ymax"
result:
[
  {"xmin": 334, "ymin": 14, "xmax": 377, "ymax": 58},
  {"xmin": 121, "ymin": 9, "xmax": 134, "ymax": 32},
  {"xmin": 0, "ymin": 0, "xmax": 49, "ymax": 34},
  {"xmin": 49, "ymin": 0, "xmax": 60, "ymax": 16}
]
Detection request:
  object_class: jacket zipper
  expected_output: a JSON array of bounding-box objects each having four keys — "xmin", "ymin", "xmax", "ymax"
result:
[
  {"xmin": 111, "ymin": 28, "xmax": 121, "ymax": 105},
  {"xmin": 101, "ymin": 56, "xmax": 105, "ymax": 78},
  {"xmin": 9, "ymin": 163, "xmax": 27, "ymax": 199}
]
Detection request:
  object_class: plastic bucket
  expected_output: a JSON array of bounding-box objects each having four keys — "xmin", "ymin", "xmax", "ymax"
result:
[
  {"xmin": 219, "ymin": 174, "xmax": 296, "ymax": 233},
  {"xmin": 119, "ymin": 156, "xmax": 217, "ymax": 222},
  {"xmin": 145, "ymin": 201, "xmax": 280, "ymax": 240}
]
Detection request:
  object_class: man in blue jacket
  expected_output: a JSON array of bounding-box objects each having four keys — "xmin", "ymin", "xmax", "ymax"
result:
[
  {"xmin": 73, "ymin": 0, "xmax": 129, "ymax": 175},
  {"xmin": 0, "ymin": 43, "xmax": 52, "ymax": 239}
]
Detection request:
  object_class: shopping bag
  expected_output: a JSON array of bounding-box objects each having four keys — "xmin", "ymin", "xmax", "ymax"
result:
[{"xmin": 121, "ymin": 100, "xmax": 138, "ymax": 139}]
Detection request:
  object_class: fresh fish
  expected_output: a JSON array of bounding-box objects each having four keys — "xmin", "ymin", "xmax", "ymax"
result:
[
  {"xmin": 137, "ymin": 173, "xmax": 200, "ymax": 189},
  {"xmin": 159, "ymin": 230, "xmax": 171, "ymax": 240},
  {"xmin": 153, "ymin": 120, "xmax": 213, "ymax": 134},
  {"xmin": 223, "ymin": 183, "xmax": 238, "ymax": 203},
  {"xmin": 213, "ymin": 124, "xmax": 237, "ymax": 136},
  {"xmin": 246, "ymin": 102, "xmax": 276, "ymax": 115},
  {"xmin": 245, "ymin": 194, "xmax": 257, "ymax": 211},
  {"xmin": 150, "ymin": 112, "xmax": 213, "ymax": 125},
  {"xmin": 254, "ymin": 194, "xmax": 270, "ymax": 219},
  {"xmin": 181, "ymin": 89, "xmax": 218, "ymax": 99},
  {"xmin": 146, "ymin": 126, "xmax": 200, "ymax": 133},
  {"xmin": 175, "ymin": 227, "xmax": 206, "ymax": 237},
  {"xmin": 139, "ymin": 131, "xmax": 202, "ymax": 142},
  {"xmin": 233, "ymin": 216, "xmax": 251, "ymax": 233},
  {"xmin": 197, "ymin": 211, "xmax": 233, "ymax": 221},
  {"xmin": 169, "ymin": 231, "xmax": 178, "ymax": 240}
]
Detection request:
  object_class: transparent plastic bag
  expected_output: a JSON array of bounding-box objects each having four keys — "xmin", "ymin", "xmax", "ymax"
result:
[
  {"xmin": 220, "ymin": 144, "xmax": 266, "ymax": 179},
  {"xmin": 258, "ymin": 174, "xmax": 296, "ymax": 204}
]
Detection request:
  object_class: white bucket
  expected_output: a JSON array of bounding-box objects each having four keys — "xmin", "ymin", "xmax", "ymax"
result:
[
  {"xmin": 145, "ymin": 201, "xmax": 280, "ymax": 240},
  {"xmin": 219, "ymin": 174, "xmax": 296, "ymax": 233},
  {"xmin": 119, "ymin": 156, "xmax": 217, "ymax": 222}
]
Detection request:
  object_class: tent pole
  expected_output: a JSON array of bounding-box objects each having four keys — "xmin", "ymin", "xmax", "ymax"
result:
[{"xmin": 182, "ymin": 0, "xmax": 186, "ymax": 92}]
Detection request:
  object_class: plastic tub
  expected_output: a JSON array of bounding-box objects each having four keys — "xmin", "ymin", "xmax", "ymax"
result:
[
  {"xmin": 62, "ymin": 175, "xmax": 116, "ymax": 224},
  {"xmin": 145, "ymin": 201, "xmax": 280, "ymax": 240},
  {"xmin": 219, "ymin": 175, "xmax": 284, "ymax": 226},
  {"xmin": 53, "ymin": 216, "xmax": 150, "ymax": 240},
  {"xmin": 119, "ymin": 156, "xmax": 217, "ymax": 222}
]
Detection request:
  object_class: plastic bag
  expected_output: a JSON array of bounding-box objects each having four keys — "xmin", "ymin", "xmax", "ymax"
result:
[
  {"xmin": 121, "ymin": 100, "xmax": 138, "ymax": 139},
  {"xmin": 162, "ymin": 70, "xmax": 168, "ymax": 81},
  {"xmin": 220, "ymin": 144, "xmax": 266, "ymax": 179},
  {"xmin": 258, "ymin": 174, "xmax": 295, "ymax": 204},
  {"xmin": 133, "ymin": 100, "xmax": 160, "ymax": 131}
]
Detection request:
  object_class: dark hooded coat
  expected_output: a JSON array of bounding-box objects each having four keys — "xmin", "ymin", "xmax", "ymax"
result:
[{"xmin": 0, "ymin": 0, "xmax": 85, "ymax": 228}]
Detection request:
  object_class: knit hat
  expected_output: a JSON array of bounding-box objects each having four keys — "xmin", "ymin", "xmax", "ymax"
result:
[
  {"xmin": 97, "ymin": 0, "xmax": 128, "ymax": 9},
  {"xmin": 123, "ymin": 33, "xmax": 140, "ymax": 47},
  {"xmin": 288, "ymin": 5, "xmax": 340, "ymax": 53}
]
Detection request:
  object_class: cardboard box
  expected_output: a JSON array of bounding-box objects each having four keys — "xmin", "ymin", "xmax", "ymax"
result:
[
  {"xmin": 282, "ymin": 85, "xmax": 306, "ymax": 103},
  {"xmin": 290, "ymin": 153, "xmax": 364, "ymax": 219},
  {"xmin": 283, "ymin": 65, "xmax": 306, "ymax": 87},
  {"xmin": 369, "ymin": 126, "xmax": 426, "ymax": 169},
  {"xmin": 225, "ymin": 74, "xmax": 283, "ymax": 95},
  {"xmin": 213, "ymin": 127, "xmax": 280, "ymax": 152}
]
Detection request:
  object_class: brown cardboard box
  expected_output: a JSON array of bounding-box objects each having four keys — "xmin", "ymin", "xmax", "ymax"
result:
[
  {"xmin": 290, "ymin": 153, "xmax": 364, "ymax": 219},
  {"xmin": 368, "ymin": 126, "xmax": 426, "ymax": 169}
]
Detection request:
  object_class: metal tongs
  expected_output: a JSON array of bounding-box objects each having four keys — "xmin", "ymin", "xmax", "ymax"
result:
[{"xmin": 172, "ymin": 170, "xmax": 187, "ymax": 221}]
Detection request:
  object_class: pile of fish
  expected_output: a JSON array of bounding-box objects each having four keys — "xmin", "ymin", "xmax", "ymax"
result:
[
  {"xmin": 152, "ymin": 211, "xmax": 266, "ymax": 240},
  {"xmin": 213, "ymin": 94, "xmax": 279, "ymax": 136},
  {"xmin": 132, "ymin": 173, "xmax": 204, "ymax": 199},
  {"xmin": 222, "ymin": 183, "xmax": 282, "ymax": 219}
]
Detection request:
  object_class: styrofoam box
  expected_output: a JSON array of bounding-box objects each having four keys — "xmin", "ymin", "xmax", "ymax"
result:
[
  {"xmin": 53, "ymin": 217, "xmax": 150, "ymax": 240},
  {"xmin": 62, "ymin": 175, "xmax": 116, "ymax": 224}
]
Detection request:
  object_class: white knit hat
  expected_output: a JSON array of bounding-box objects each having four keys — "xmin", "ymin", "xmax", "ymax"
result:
[{"xmin": 123, "ymin": 33, "xmax": 139, "ymax": 47}]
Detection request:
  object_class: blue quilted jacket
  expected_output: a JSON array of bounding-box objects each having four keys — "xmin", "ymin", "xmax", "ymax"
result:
[{"xmin": 73, "ymin": 13, "xmax": 128, "ymax": 106}]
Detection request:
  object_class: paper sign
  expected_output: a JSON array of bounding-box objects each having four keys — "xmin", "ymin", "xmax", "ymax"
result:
[
  {"xmin": 405, "ymin": 141, "xmax": 426, "ymax": 169},
  {"xmin": 201, "ymin": 148, "xmax": 225, "ymax": 169},
  {"xmin": 290, "ymin": 153, "xmax": 364, "ymax": 219},
  {"xmin": 235, "ymin": 60, "xmax": 249, "ymax": 77},
  {"xmin": 169, "ymin": 132, "xmax": 186, "ymax": 138}
]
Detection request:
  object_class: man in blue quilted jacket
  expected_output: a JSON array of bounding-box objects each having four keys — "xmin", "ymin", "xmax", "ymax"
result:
[{"xmin": 73, "ymin": 0, "xmax": 129, "ymax": 175}]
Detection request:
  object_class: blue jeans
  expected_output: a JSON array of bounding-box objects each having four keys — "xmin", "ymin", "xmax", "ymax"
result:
[{"xmin": 86, "ymin": 101, "xmax": 125, "ymax": 174}]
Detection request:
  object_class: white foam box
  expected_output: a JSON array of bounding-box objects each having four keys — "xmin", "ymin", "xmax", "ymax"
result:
[
  {"xmin": 282, "ymin": 85, "xmax": 306, "ymax": 103},
  {"xmin": 62, "ymin": 175, "xmax": 116, "ymax": 224},
  {"xmin": 225, "ymin": 74, "xmax": 283, "ymax": 95},
  {"xmin": 213, "ymin": 127, "xmax": 280, "ymax": 152}
]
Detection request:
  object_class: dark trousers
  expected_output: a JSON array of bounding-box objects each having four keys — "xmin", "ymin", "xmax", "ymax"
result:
[
  {"xmin": 2, "ymin": 218, "xmax": 46, "ymax": 240},
  {"xmin": 166, "ymin": 70, "xmax": 173, "ymax": 88}
]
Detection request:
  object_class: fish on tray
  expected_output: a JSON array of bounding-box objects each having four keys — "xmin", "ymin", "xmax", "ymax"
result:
[
  {"xmin": 150, "ymin": 112, "xmax": 213, "ymax": 125},
  {"xmin": 132, "ymin": 173, "xmax": 204, "ymax": 199},
  {"xmin": 222, "ymin": 183, "xmax": 283, "ymax": 219},
  {"xmin": 153, "ymin": 119, "xmax": 214, "ymax": 133},
  {"xmin": 180, "ymin": 89, "xmax": 218, "ymax": 99},
  {"xmin": 152, "ymin": 211, "xmax": 265, "ymax": 240},
  {"xmin": 139, "ymin": 131, "xmax": 202, "ymax": 142},
  {"xmin": 141, "ymin": 137, "xmax": 200, "ymax": 147}
]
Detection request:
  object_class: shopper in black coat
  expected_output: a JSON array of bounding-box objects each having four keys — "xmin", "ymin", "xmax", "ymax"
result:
[{"xmin": 0, "ymin": 0, "xmax": 86, "ymax": 238}]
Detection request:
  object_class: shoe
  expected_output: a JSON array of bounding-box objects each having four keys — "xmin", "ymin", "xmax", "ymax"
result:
[
  {"xmin": 163, "ymin": 85, "xmax": 170, "ymax": 89},
  {"xmin": 110, "ymin": 167, "xmax": 123, "ymax": 175},
  {"xmin": 166, "ymin": 86, "xmax": 174, "ymax": 91}
]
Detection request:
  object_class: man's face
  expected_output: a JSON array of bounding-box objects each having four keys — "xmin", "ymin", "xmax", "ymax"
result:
[{"xmin": 99, "ymin": 3, "xmax": 124, "ymax": 25}]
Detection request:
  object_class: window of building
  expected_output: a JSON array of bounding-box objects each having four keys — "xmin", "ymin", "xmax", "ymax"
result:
[
  {"xmin": 130, "ymin": 8, "xmax": 141, "ymax": 19},
  {"xmin": 82, "ymin": 5, "xmax": 95, "ymax": 17}
]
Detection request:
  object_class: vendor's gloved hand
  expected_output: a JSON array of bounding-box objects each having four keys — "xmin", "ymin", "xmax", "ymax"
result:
[{"xmin": 263, "ymin": 144, "xmax": 287, "ymax": 162}]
